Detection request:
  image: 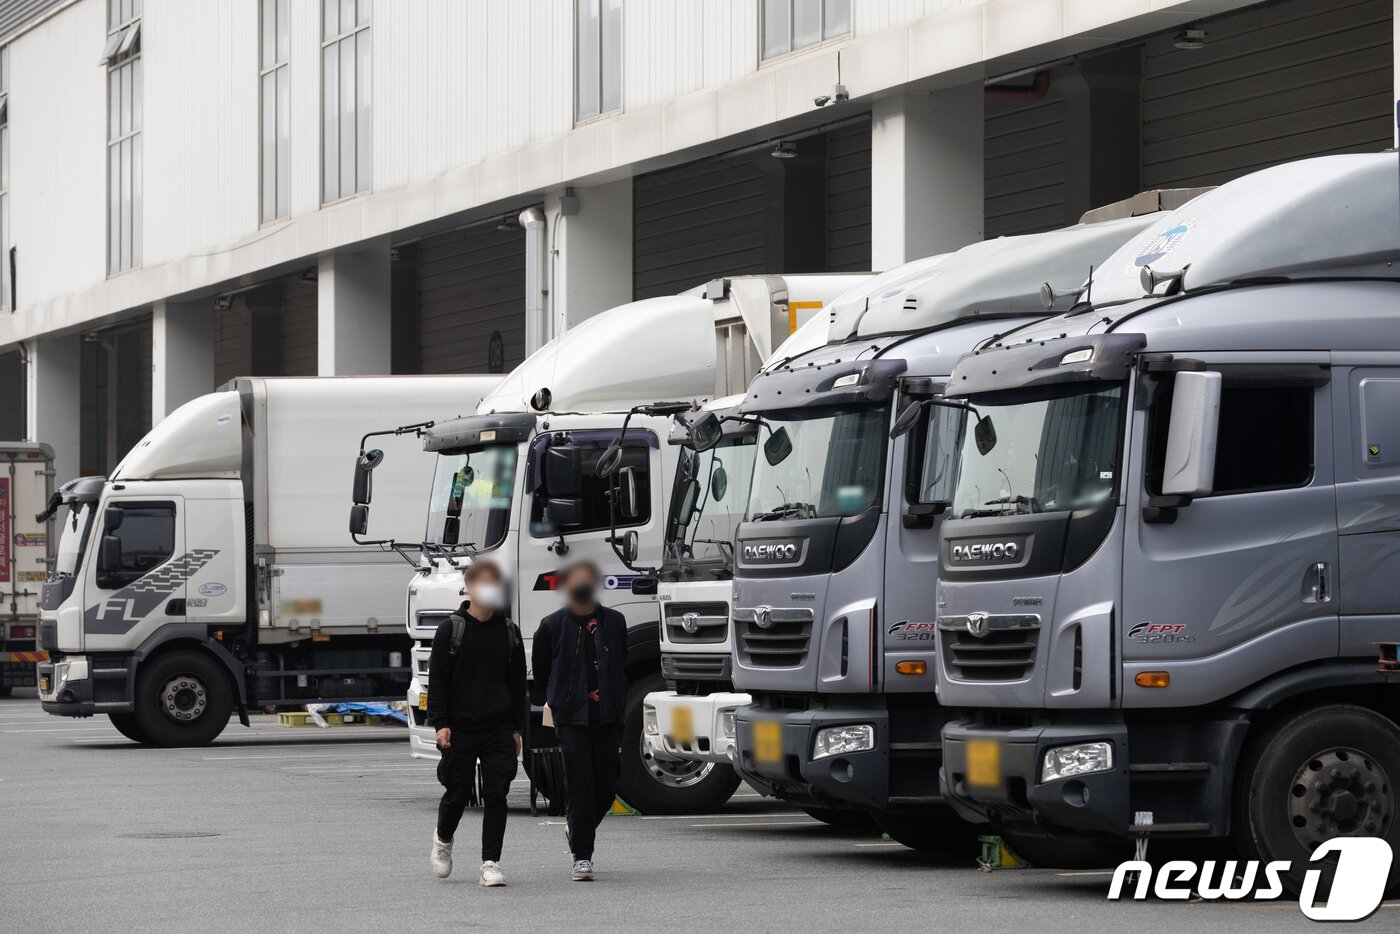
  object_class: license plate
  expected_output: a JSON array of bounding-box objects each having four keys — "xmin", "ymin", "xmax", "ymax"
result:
[
  {"xmin": 966, "ymin": 739, "xmax": 1001, "ymax": 788},
  {"xmin": 38, "ymin": 676, "xmax": 49, "ymax": 693},
  {"xmin": 417, "ymin": 694, "xmax": 427, "ymax": 711},
  {"xmin": 752, "ymin": 720, "xmax": 782, "ymax": 765},
  {"xmin": 669, "ymin": 707, "xmax": 694, "ymax": 744}
]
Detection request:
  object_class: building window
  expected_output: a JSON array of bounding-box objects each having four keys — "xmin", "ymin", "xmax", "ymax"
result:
[
  {"xmin": 321, "ymin": 0, "xmax": 370, "ymax": 204},
  {"xmin": 0, "ymin": 45, "xmax": 10, "ymax": 309},
  {"xmin": 260, "ymin": 0, "xmax": 289, "ymax": 223},
  {"xmin": 575, "ymin": 0, "xmax": 621, "ymax": 123},
  {"xmin": 104, "ymin": 0, "xmax": 142, "ymax": 274},
  {"xmin": 761, "ymin": 0, "xmax": 850, "ymax": 60}
]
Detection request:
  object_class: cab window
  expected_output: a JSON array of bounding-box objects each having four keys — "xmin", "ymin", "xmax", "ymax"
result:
[
  {"xmin": 97, "ymin": 502, "xmax": 176, "ymax": 589},
  {"xmin": 530, "ymin": 439, "xmax": 652, "ymax": 535}
]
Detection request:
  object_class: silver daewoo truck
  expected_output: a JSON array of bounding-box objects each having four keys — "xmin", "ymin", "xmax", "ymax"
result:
[{"xmin": 935, "ymin": 153, "xmax": 1400, "ymax": 890}]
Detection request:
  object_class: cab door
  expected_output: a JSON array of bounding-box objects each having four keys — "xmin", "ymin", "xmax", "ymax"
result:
[
  {"xmin": 1120, "ymin": 361, "xmax": 1338, "ymax": 706},
  {"xmin": 82, "ymin": 496, "xmax": 191, "ymax": 652}
]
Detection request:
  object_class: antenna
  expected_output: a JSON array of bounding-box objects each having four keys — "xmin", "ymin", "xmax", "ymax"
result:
[{"xmin": 1084, "ymin": 264, "xmax": 1094, "ymax": 307}]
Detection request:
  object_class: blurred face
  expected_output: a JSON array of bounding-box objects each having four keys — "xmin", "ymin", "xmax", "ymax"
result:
[
  {"xmin": 562, "ymin": 567, "xmax": 600, "ymax": 607},
  {"xmin": 468, "ymin": 572, "xmax": 505, "ymax": 611}
]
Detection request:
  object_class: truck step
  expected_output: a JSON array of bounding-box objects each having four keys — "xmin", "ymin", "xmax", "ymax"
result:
[{"xmin": 276, "ymin": 710, "xmax": 385, "ymax": 728}]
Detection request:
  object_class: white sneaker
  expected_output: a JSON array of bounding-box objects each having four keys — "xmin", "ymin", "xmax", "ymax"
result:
[
  {"xmin": 479, "ymin": 860, "xmax": 506, "ymax": 887},
  {"xmin": 571, "ymin": 858, "xmax": 594, "ymax": 882},
  {"xmin": 431, "ymin": 832, "xmax": 453, "ymax": 879}
]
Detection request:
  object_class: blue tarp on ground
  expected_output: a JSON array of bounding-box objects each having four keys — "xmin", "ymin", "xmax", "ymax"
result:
[{"xmin": 305, "ymin": 702, "xmax": 409, "ymax": 726}]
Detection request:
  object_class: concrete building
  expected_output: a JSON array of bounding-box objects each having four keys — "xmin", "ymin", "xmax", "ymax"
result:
[{"xmin": 0, "ymin": 0, "xmax": 1395, "ymax": 484}]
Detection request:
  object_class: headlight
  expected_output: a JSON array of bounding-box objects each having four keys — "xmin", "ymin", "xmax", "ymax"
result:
[
  {"xmin": 1041, "ymin": 742, "xmax": 1114, "ymax": 782},
  {"xmin": 721, "ymin": 711, "xmax": 736, "ymax": 737},
  {"xmin": 643, "ymin": 706, "xmax": 659, "ymax": 736},
  {"xmin": 812, "ymin": 724, "xmax": 875, "ymax": 761}
]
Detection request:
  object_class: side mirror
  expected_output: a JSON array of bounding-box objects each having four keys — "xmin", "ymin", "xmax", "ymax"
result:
[
  {"xmin": 618, "ymin": 466, "xmax": 640, "ymax": 520},
  {"xmin": 630, "ymin": 576, "xmax": 659, "ymax": 596},
  {"xmin": 544, "ymin": 446, "xmax": 582, "ymax": 498},
  {"xmin": 103, "ymin": 507, "xmax": 125, "ymax": 533},
  {"xmin": 1161, "ymin": 370, "xmax": 1222, "ymax": 497},
  {"xmin": 597, "ymin": 442, "xmax": 623, "ymax": 479},
  {"xmin": 622, "ymin": 529, "xmax": 639, "ymax": 564},
  {"xmin": 353, "ymin": 449, "xmax": 384, "ymax": 505},
  {"xmin": 547, "ymin": 497, "xmax": 584, "ymax": 529},
  {"xmin": 763, "ymin": 427, "xmax": 793, "ymax": 466},
  {"xmin": 99, "ymin": 534, "xmax": 123, "ymax": 573},
  {"xmin": 690, "ymin": 412, "xmax": 723, "ymax": 452},
  {"xmin": 442, "ymin": 515, "xmax": 460, "ymax": 545},
  {"xmin": 974, "ymin": 416, "xmax": 997, "ymax": 456},
  {"xmin": 675, "ymin": 478, "xmax": 701, "ymax": 528},
  {"xmin": 349, "ymin": 503, "xmax": 370, "ymax": 536},
  {"xmin": 710, "ymin": 464, "xmax": 728, "ymax": 502},
  {"xmin": 890, "ymin": 400, "xmax": 926, "ymax": 439}
]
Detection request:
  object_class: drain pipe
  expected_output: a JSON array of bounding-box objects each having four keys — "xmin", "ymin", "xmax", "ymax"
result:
[{"xmin": 519, "ymin": 206, "xmax": 548, "ymax": 355}]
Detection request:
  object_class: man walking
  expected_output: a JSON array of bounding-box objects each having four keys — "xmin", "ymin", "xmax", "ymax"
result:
[
  {"xmin": 427, "ymin": 559, "xmax": 525, "ymax": 887},
  {"xmin": 531, "ymin": 560, "xmax": 628, "ymax": 881}
]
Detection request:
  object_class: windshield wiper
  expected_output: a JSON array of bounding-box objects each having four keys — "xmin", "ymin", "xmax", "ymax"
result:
[
  {"xmin": 752, "ymin": 501, "xmax": 817, "ymax": 522},
  {"xmin": 967, "ymin": 495, "xmax": 1040, "ymax": 517}
]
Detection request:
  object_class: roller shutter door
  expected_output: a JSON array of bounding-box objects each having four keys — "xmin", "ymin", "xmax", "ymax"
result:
[
  {"xmin": 1141, "ymin": 0, "xmax": 1394, "ymax": 189},
  {"xmin": 416, "ymin": 225, "xmax": 527, "ymax": 375},
  {"xmin": 279, "ymin": 280, "xmax": 318, "ymax": 377},
  {"xmin": 0, "ymin": 349, "xmax": 24, "ymax": 440},
  {"xmin": 214, "ymin": 276, "xmax": 318, "ymax": 384},
  {"xmin": 80, "ymin": 313, "xmax": 151, "ymax": 475},
  {"xmin": 633, "ymin": 157, "xmax": 767, "ymax": 300},
  {"xmin": 985, "ymin": 90, "xmax": 1068, "ymax": 238},
  {"xmin": 825, "ymin": 119, "xmax": 872, "ymax": 272}
]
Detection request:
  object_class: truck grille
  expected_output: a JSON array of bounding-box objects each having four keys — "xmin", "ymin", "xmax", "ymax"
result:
[
  {"xmin": 661, "ymin": 653, "xmax": 730, "ymax": 681},
  {"xmin": 937, "ymin": 614, "xmax": 1040, "ymax": 682},
  {"xmin": 663, "ymin": 603, "xmax": 729, "ymax": 645},
  {"xmin": 733, "ymin": 607, "xmax": 815, "ymax": 669}
]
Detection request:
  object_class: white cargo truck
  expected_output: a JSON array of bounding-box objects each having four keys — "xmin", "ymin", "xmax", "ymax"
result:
[
  {"xmin": 37, "ymin": 376, "xmax": 498, "ymax": 746},
  {"xmin": 366, "ymin": 275, "xmax": 870, "ymax": 813},
  {"xmin": 1, "ymin": 443, "xmax": 55, "ymax": 695}
]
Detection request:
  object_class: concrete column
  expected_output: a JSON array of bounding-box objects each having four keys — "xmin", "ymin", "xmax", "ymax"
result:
[
  {"xmin": 870, "ymin": 84, "xmax": 984, "ymax": 269},
  {"xmin": 1061, "ymin": 49, "xmax": 1143, "ymax": 222},
  {"xmin": 25, "ymin": 333, "xmax": 81, "ymax": 483},
  {"xmin": 1393, "ymin": 0, "xmax": 1398, "ymax": 147},
  {"xmin": 317, "ymin": 243, "xmax": 392, "ymax": 376},
  {"xmin": 546, "ymin": 178, "xmax": 633, "ymax": 336},
  {"xmin": 151, "ymin": 299, "xmax": 215, "ymax": 424}
]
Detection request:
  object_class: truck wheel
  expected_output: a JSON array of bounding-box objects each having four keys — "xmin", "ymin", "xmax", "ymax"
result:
[
  {"xmin": 800, "ymin": 806, "xmax": 879, "ymax": 832},
  {"xmin": 1233, "ymin": 704, "xmax": 1400, "ymax": 897},
  {"xmin": 108, "ymin": 712, "xmax": 151, "ymax": 744},
  {"xmin": 999, "ymin": 832, "xmax": 1131, "ymax": 869},
  {"xmin": 873, "ymin": 808, "xmax": 979, "ymax": 855},
  {"xmin": 132, "ymin": 650, "xmax": 234, "ymax": 747},
  {"xmin": 617, "ymin": 673, "xmax": 742, "ymax": 815}
]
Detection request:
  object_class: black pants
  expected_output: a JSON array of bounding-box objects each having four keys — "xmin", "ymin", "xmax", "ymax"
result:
[
  {"xmin": 435, "ymin": 725, "xmax": 518, "ymax": 862},
  {"xmin": 556, "ymin": 721, "xmax": 623, "ymax": 861}
]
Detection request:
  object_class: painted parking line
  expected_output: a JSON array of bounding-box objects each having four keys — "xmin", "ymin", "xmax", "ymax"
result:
[
  {"xmin": 203, "ymin": 751, "xmax": 414, "ymax": 761},
  {"xmin": 852, "ymin": 842, "xmax": 904, "ymax": 848},
  {"xmin": 686, "ymin": 820, "xmax": 816, "ymax": 828}
]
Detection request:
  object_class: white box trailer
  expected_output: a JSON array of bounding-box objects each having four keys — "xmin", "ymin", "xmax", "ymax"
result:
[
  {"xmin": 37, "ymin": 375, "xmax": 498, "ymax": 746},
  {"xmin": 1, "ymin": 443, "xmax": 55, "ymax": 694}
]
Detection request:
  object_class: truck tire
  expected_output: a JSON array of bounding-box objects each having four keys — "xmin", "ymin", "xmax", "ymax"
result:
[
  {"xmin": 131, "ymin": 650, "xmax": 234, "ymax": 747},
  {"xmin": 108, "ymin": 712, "xmax": 151, "ymax": 744},
  {"xmin": 873, "ymin": 808, "xmax": 980, "ymax": 855},
  {"xmin": 1233, "ymin": 704, "xmax": 1400, "ymax": 897},
  {"xmin": 617, "ymin": 673, "xmax": 742, "ymax": 815},
  {"xmin": 800, "ymin": 806, "xmax": 879, "ymax": 832},
  {"xmin": 999, "ymin": 831, "xmax": 1132, "ymax": 869}
]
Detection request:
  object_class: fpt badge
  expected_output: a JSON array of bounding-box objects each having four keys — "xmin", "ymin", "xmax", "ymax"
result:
[{"xmin": 533, "ymin": 570, "xmax": 641, "ymax": 592}]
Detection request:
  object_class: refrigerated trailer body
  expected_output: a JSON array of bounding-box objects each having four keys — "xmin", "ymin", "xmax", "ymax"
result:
[
  {"xmin": 1, "ymin": 443, "xmax": 55, "ymax": 694},
  {"xmin": 37, "ymin": 376, "xmax": 498, "ymax": 745}
]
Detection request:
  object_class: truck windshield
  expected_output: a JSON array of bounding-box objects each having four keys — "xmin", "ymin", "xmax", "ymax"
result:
[
  {"xmin": 949, "ymin": 385, "xmax": 1124, "ymax": 518},
  {"xmin": 54, "ymin": 503, "xmax": 95, "ymax": 577},
  {"xmin": 425, "ymin": 443, "xmax": 518, "ymax": 551},
  {"xmin": 746, "ymin": 404, "xmax": 889, "ymax": 522},
  {"xmin": 666, "ymin": 435, "xmax": 757, "ymax": 565}
]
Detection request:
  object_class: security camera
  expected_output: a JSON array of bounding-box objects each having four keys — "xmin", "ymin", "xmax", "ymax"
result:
[
  {"xmin": 814, "ymin": 84, "xmax": 849, "ymax": 108},
  {"xmin": 813, "ymin": 94, "xmax": 831, "ymax": 108}
]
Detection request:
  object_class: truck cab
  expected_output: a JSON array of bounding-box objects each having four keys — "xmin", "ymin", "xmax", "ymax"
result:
[
  {"xmin": 936, "ymin": 154, "xmax": 1400, "ymax": 887},
  {"xmin": 723, "ymin": 208, "xmax": 1184, "ymax": 848},
  {"xmin": 391, "ymin": 274, "xmax": 869, "ymax": 813}
]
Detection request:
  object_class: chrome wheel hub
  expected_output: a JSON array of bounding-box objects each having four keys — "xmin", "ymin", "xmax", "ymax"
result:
[
  {"xmin": 638, "ymin": 733, "xmax": 714, "ymax": 789},
  {"xmin": 160, "ymin": 675, "xmax": 207, "ymax": 723}
]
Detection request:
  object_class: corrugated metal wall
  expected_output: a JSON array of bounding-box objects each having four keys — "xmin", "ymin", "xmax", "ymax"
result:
[
  {"xmin": 280, "ymin": 280, "xmax": 318, "ymax": 376},
  {"xmin": 632, "ymin": 156, "xmax": 768, "ymax": 300},
  {"xmin": 1141, "ymin": 0, "xmax": 1395, "ymax": 188},
  {"xmin": 825, "ymin": 120, "xmax": 872, "ymax": 272},
  {"xmin": 984, "ymin": 90, "xmax": 1067, "ymax": 238},
  {"xmin": 214, "ymin": 276, "xmax": 318, "ymax": 385},
  {"xmin": 415, "ymin": 224, "xmax": 527, "ymax": 375}
]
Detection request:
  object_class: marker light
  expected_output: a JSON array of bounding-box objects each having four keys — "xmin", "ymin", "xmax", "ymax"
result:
[
  {"xmin": 813, "ymin": 724, "xmax": 875, "ymax": 760},
  {"xmin": 643, "ymin": 706, "xmax": 659, "ymax": 736},
  {"xmin": 1042, "ymin": 742, "xmax": 1114, "ymax": 782},
  {"xmin": 1060, "ymin": 348, "xmax": 1094, "ymax": 365},
  {"xmin": 895, "ymin": 660, "xmax": 927, "ymax": 675},
  {"xmin": 721, "ymin": 710, "xmax": 737, "ymax": 737},
  {"xmin": 1135, "ymin": 671, "xmax": 1171, "ymax": 688},
  {"xmin": 832, "ymin": 372, "xmax": 861, "ymax": 388}
]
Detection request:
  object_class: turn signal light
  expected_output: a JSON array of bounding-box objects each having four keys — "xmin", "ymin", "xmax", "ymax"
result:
[
  {"xmin": 895, "ymin": 660, "xmax": 927, "ymax": 676},
  {"xmin": 1135, "ymin": 671, "xmax": 1170, "ymax": 688}
]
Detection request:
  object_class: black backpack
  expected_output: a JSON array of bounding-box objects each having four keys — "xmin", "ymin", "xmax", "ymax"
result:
[{"xmin": 448, "ymin": 614, "xmax": 521, "ymax": 658}]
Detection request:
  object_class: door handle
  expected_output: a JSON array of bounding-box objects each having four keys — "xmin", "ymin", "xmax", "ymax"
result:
[{"xmin": 1311, "ymin": 562, "xmax": 1330, "ymax": 603}]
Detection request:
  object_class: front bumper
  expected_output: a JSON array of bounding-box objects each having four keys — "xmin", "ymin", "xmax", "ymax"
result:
[
  {"xmin": 405, "ymin": 677, "xmax": 440, "ymax": 761},
  {"xmin": 940, "ymin": 720, "xmax": 1129, "ymax": 836},
  {"xmin": 643, "ymin": 690, "xmax": 749, "ymax": 764},
  {"xmin": 37, "ymin": 656, "xmax": 101, "ymax": 717},
  {"xmin": 734, "ymin": 704, "xmax": 893, "ymax": 810}
]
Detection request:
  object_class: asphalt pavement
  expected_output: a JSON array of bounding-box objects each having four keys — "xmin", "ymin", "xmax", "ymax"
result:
[{"xmin": 0, "ymin": 690, "xmax": 1387, "ymax": 932}]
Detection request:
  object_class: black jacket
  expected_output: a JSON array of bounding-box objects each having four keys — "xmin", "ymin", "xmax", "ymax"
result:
[
  {"xmin": 531, "ymin": 604, "xmax": 628, "ymax": 726},
  {"xmin": 426, "ymin": 603, "xmax": 526, "ymax": 732}
]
